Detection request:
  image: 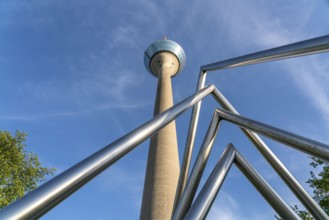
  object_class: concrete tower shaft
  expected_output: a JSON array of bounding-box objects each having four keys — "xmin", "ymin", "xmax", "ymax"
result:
[{"xmin": 141, "ymin": 39, "xmax": 185, "ymax": 220}]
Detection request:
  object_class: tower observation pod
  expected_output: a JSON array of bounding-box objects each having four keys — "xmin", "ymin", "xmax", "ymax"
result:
[{"xmin": 140, "ymin": 39, "xmax": 186, "ymax": 220}]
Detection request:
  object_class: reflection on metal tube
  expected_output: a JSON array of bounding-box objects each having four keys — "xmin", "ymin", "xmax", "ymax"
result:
[
  {"xmin": 202, "ymin": 35, "xmax": 329, "ymax": 72},
  {"xmin": 174, "ymin": 70, "xmax": 207, "ymax": 207},
  {"xmin": 184, "ymin": 143, "xmax": 235, "ymax": 220},
  {"xmin": 216, "ymin": 108, "xmax": 329, "ymax": 162},
  {"xmin": 173, "ymin": 112, "xmax": 221, "ymax": 220},
  {"xmin": 235, "ymin": 150, "xmax": 301, "ymax": 220}
]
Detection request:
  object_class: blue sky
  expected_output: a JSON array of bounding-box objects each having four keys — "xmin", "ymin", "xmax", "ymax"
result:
[{"xmin": 1, "ymin": 0, "xmax": 329, "ymax": 219}]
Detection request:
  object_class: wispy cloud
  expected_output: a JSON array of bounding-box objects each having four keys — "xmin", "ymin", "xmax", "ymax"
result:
[
  {"xmin": 0, "ymin": 115, "xmax": 34, "ymax": 121},
  {"xmin": 13, "ymin": 44, "xmax": 151, "ymax": 121},
  {"xmin": 97, "ymin": 161, "xmax": 145, "ymax": 210},
  {"xmin": 202, "ymin": 0, "xmax": 329, "ymax": 132},
  {"xmin": 207, "ymin": 191, "xmax": 273, "ymax": 219},
  {"xmin": 0, "ymin": 101, "xmax": 150, "ymax": 121},
  {"xmin": 2, "ymin": 67, "xmax": 150, "ymax": 121},
  {"xmin": 1, "ymin": 0, "xmax": 158, "ymax": 122},
  {"xmin": 108, "ymin": 26, "xmax": 141, "ymax": 49},
  {"xmin": 286, "ymin": 58, "xmax": 329, "ymax": 128}
]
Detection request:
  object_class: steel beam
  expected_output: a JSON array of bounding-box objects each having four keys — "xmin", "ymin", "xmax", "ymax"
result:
[{"xmin": 216, "ymin": 108, "xmax": 329, "ymax": 162}]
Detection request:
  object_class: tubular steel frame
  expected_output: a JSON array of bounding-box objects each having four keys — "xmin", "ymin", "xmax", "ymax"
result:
[
  {"xmin": 1, "ymin": 35, "xmax": 329, "ymax": 220},
  {"xmin": 176, "ymin": 34, "xmax": 329, "ymax": 220},
  {"xmin": 183, "ymin": 143, "xmax": 301, "ymax": 220}
]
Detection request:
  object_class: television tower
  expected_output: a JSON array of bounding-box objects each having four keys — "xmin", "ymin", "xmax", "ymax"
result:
[{"xmin": 140, "ymin": 38, "xmax": 186, "ymax": 220}]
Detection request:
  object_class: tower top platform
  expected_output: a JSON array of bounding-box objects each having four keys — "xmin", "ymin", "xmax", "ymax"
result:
[{"xmin": 144, "ymin": 39, "xmax": 186, "ymax": 78}]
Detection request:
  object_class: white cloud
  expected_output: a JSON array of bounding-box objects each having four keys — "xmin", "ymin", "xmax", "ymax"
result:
[
  {"xmin": 0, "ymin": 115, "xmax": 34, "ymax": 121},
  {"xmin": 109, "ymin": 26, "xmax": 140, "ymax": 49},
  {"xmin": 0, "ymin": 101, "xmax": 150, "ymax": 121},
  {"xmin": 97, "ymin": 162, "xmax": 145, "ymax": 209},
  {"xmin": 207, "ymin": 191, "xmax": 239, "ymax": 220},
  {"xmin": 207, "ymin": 191, "xmax": 273, "ymax": 220},
  {"xmin": 286, "ymin": 58, "xmax": 329, "ymax": 128},
  {"xmin": 229, "ymin": 2, "xmax": 329, "ymax": 132},
  {"xmin": 1, "ymin": 66, "xmax": 151, "ymax": 121}
]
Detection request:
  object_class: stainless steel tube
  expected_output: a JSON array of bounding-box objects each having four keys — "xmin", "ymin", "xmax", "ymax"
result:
[
  {"xmin": 202, "ymin": 35, "xmax": 329, "ymax": 72},
  {"xmin": 173, "ymin": 112, "xmax": 221, "ymax": 220},
  {"xmin": 235, "ymin": 150, "xmax": 301, "ymax": 220},
  {"xmin": 211, "ymin": 89, "xmax": 328, "ymax": 219},
  {"xmin": 216, "ymin": 108, "xmax": 329, "ymax": 162},
  {"xmin": 174, "ymin": 70, "xmax": 207, "ymax": 205},
  {"xmin": 0, "ymin": 85, "xmax": 215, "ymax": 220},
  {"xmin": 184, "ymin": 143, "xmax": 235, "ymax": 220}
]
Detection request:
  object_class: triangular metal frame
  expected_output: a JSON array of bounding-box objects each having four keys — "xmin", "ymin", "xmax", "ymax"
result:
[
  {"xmin": 173, "ymin": 109, "xmax": 306, "ymax": 220},
  {"xmin": 174, "ymin": 106, "xmax": 329, "ymax": 219},
  {"xmin": 185, "ymin": 143, "xmax": 301, "ymax": 219},
  {"xmin": 176, "ymin": 35, "xmax": 329, "ymax": 220}
]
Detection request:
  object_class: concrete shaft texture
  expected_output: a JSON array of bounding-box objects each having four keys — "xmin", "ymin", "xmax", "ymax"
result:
[{"xmin": 140, "ymin": 52, "xmax": 180, "ymax": 220}]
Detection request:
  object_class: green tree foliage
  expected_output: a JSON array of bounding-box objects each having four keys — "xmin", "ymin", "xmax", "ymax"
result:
[
  {"xmin": 276, "ymin": 158, "xmax": 329, "ymax": 219},
  {"xmin": 290, "ymin": 205, "xmax": 313, "ymax": 220},
  {"xmin": 308, "ymin": 158, "xmax": 329, "ymax": 215},
  {"xmin": 0, "ymin": 130, "xmax": 55, "ymax": 209}
]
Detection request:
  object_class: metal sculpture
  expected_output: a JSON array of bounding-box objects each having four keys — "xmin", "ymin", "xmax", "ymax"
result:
[{"xmin": 1, "ymin": 35, "xmax": 329, "ymax": 220}]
